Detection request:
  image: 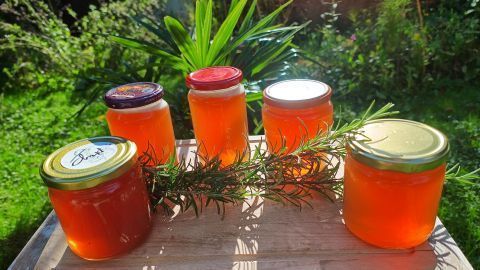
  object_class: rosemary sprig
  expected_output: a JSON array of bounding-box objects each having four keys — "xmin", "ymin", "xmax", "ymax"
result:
[
  {"xmin": 446, "ymin": 164, "xmax": 480, "ymax": 186},
  {"xmin": 141, "ymin": 102, "xmax": 398, "ymax": 216}
]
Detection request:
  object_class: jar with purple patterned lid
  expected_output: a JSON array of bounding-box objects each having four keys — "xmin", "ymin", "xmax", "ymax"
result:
[{"xmin": 104, "ymin": 82, "xmax": 176, "ymax": 163}]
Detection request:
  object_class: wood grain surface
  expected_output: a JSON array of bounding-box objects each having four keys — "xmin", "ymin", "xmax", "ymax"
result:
[{"xmin": 9, "ymin": 136, "xmax": 473, "ymax": 270}]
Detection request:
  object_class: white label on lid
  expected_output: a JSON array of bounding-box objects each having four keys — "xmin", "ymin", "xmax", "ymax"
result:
[
  {"xmin": 266, "ymin": 80, "xmax": 328, "ymax": 101},
  {"xmin": 61, "ymin": 142, "xmax": 118, "ymax": 170}
]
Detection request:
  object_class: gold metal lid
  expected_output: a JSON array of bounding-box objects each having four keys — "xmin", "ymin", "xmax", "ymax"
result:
[
  {"xmin": 40, "ymin": 136, "xmax": 137, "ymax": 190},
  {"xmin": 347, "ymin": 119, "xmax": 449, "ymax": 173}
]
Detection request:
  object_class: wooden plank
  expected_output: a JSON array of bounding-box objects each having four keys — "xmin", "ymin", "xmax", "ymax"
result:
[
  {"xmin": 32, "ymin": 200, "xmax": 473, "ymax": 270},
  {"xmin": 9, "ymin": 136, "xmax": 473, "ymax": 270},
  {"xmin": 8, "ymin": 212, "xmax": 58, "ymax": 270}
]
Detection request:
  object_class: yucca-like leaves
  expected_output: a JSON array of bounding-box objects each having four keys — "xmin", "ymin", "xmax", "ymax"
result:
[{"xmin": 109, "ymin": 0, "xmax": 304, "ymax": 84}]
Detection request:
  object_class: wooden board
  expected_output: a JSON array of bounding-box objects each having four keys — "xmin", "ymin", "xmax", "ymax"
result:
[{"xmin": 9, "ymin": 136, "xmax": 474, "ymax": 270}]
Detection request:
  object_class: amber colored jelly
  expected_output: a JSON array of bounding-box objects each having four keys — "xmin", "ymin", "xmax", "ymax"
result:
[
  {"xmin": 48, "ymin": 162, "xmax": 152, "ymax": 260},
  {"xmin": 262, "ymin": 80, "xmax": 334, "ymax": 155},
  {"xmin": 106, "ymin": 100, "xmax": 176, "ymax": 163},
  {"xmin": 343, "ymin": 153, "xmax": 446, "ymax": 248},
  {"xmin": 188, "ymin": 85, "xmax": 249, "ymax": 165},
  {"xmin": 263, "ymin": 101, "xmax": 333, "ymax": 154}
]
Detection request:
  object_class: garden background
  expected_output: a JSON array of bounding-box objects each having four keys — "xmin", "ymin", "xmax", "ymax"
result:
[{"xmin": 0, "ymin": 0, "xmax": 478, "ymax": 268}]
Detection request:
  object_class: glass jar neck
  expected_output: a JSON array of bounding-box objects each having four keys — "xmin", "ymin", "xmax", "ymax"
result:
[
  {"xmin": 263, "ymin": 100, "xmax": 331, "ymax": 115},
  {"xmin": 108, "ymin": 99, "xmax": 167, "ymax": 114},
  {"xmin": 189, "ymin": 84, "xmax": 244, "ymax": 98}
]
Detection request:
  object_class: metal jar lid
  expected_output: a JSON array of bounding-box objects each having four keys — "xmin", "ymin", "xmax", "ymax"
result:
[
  {"xmin": 347, "ymin": 119, "xmax": 449, "ymax": 173},
  {"xmin": 40, "ymin": 137, "xmax": 138, "ymax": 190},
  {"xmin": 104, "ymin": 82, "xmax": 164, "ymax": 109},
  {"xmin": 186, "ymin": 66, "xmax": 243, "ymax": 91},
  {"xmin": 263, "ymin": 79, "xmax": 332, "ymax": 109}
]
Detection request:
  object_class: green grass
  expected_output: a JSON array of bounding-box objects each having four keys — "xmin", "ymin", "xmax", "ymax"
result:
[{"xmin": 0, "ymin": 90, "xmax": 108, "ymax": 268}]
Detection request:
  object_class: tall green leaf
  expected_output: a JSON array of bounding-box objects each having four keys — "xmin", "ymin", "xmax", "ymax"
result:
[
  {"xmin": 205, "ymin": 0, "xmax": 247, "ymax": 65},
  {"xmin": 195, "ymin": 0, "xmax": 213, "ymax": 67},
  {"xmin": 109, "ymin": 35, "xmax": 188, "ymax": 71},
  {"xmin": 164, "ymin": 16, "xmax": 199, "ymax": 69},
  {"xmin": 130, "ymin": 15, "xmax": 180, "ymax": 54},
  {"xmin": 238, "ymin": 0, "xmax": 257, "ymax": 34},
  {"xmin": 214, "ymin": 0, "xmax": 294, "ymax": 65}
]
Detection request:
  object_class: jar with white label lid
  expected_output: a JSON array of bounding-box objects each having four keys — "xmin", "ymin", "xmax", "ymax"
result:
[
  {"xmin": 40, "ymin": 136, "xmax": 152, "ymax": 260},
  {"xmin": 262, "ymin": 79, "xmax": 334, "ymax": 153}
]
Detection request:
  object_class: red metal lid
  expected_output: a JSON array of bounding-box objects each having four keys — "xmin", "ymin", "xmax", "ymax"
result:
[
  {"xmin": 186, "ymin": 66, "xmax": 243, "ymax": 91},
  {"xmin": 263, "ymin": 79, "xmax": 332, "ymax": 109}
]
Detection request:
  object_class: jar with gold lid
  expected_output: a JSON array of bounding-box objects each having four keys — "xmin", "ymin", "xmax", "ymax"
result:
[
  {"xmin": 343, "ymin": 119, "xmax": 449, "ymax": 248},
  {"xmin": 40, "ymin": 136, "xmax": 152, "ymax": 260}
]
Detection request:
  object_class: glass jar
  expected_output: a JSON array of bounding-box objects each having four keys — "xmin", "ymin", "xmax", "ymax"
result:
[
  {"xmin": 104, "ymin": 82, "xmax": 176, "ymax": 163},
  {"xmin": 40, "ymin": 137, "xmax": 152, "ymax": 260},
  {"xmin": 262, "ymin": 79, "xmax": 333, "ymax": 153},
  {"xmin": 186, "ymin": 66, "xmax": 249, "ymax": 165},
  {"xmin": 343, "ymin": 119, "xmax": 449, "ymax": 248}
]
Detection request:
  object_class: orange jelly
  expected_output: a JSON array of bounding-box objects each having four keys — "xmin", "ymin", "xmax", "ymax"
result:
[
  {"xmin": 262, "ymin": 80, "xmax": 333, "ymax": 154},
  {"xmin": 186, "ymin": 66, "xmax": 249, "ymax": 165},
  {"xmin": 343, "ymin": 119, "xmax": 449, "ymax": 248},
  {"xmin": 104, "ymin": 82, "xmax": 175, "ymax": 163},
  {"xmin": 41, "ymin": 137, "xmax": 152, "ymax": 260}
]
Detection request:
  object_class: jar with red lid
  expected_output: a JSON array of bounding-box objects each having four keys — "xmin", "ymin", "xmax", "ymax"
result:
[
  {"xmin": 40, "ymin": 137, "xmax": 152, "ymax": 260},
  {"xmin": 104, "ymin": 82, "xmax": 176, "ymax": 163},
  {"xmin": 186, "ymin": 66, "xmax": 249, "ymax": 165},
  {"xmin": 262, "ymin": 79, "xmax": 334, "ymax": 153},
  {"xmin": 344, "ymin": 119, "xmax": 449, "ymax": 248}
]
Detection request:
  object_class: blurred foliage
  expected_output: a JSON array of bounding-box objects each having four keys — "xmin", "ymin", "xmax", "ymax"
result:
[
  {"xmin": 302, "ymin": 0, "xmax": 480, "ymax": 100},
  {"xmin": 0, "ymin": 0, "xmax": 164, "ymax": 95}
]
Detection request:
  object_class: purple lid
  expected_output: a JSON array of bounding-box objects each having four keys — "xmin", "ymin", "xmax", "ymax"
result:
[{"xmin": 104, "ymin": 82, "xmax": 164, "ymax": 109}]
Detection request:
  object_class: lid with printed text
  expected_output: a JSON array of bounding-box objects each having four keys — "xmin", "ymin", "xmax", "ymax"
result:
[
  {"xmin": 40, "ymin": 137, "xmax": 138, "ymax": 190},
  {"xmin": 186, "ymin": 66, "xmax": 243, "ymax": 90},
  {"xmin": 347, "ymin": 119, "xmax": 450, "ymax": 173},
  {"xmin": 263, "ymin": 79, "xmax": 332, "ymax": 109},
  {"xmin": 104, "ymin": 82, "xmax": 164, "ymax": 109}
]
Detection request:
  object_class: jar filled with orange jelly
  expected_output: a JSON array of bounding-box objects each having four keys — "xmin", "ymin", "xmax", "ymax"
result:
[
  {"xmin": 262, "ymin": 79, "xmax": 334, "ymax": 153},
  {"xmin": 104, "ymin": 82, "xmax": 176, "ymax": 163},
  {"xmin": 40, "ymin": 137, "xmax": 152, "ymax": 260},
  {"xmin": 344, "ymin": 119, "xmax": 449, "ymax": 248},
  {"xmin": 186, "ymin": 66, "xmax": 249, "ymax": 165}
]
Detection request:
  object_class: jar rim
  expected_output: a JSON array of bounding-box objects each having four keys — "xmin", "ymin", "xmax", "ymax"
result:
[
  {"xmin": 347, "ymin": 119, "xmax": 449, "ymax": 173},
  {"xmin": 40, "ymin": 136, "xmax": 137, "ymax": 190},
  {"xmin": 263, "ymin": 79, "xmax": 332, "ymax": 109}
]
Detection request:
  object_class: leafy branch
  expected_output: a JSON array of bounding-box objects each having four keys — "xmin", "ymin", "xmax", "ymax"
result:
[
  {"xmin": 446, "ymin": 164, "xmax": 480, "ymax": 186},
  {"xmin": 140, "ymin": 102, "xmax": 398, "ymax": 216}
]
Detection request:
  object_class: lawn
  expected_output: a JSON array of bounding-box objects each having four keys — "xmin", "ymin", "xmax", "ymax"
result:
[
  {"xmin": 0, "ymin": 90, "xmax": 108, "ymax": 267},
  {"xmin": 0, "ymin": 0, "xmax": 479, "ymax": 269}
]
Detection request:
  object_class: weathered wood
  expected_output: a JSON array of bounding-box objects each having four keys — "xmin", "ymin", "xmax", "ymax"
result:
[
  {"xmin": 10, "ymin": 136, "xmax": 474, "ymax": 270},
  {"xmin": 8, "ymin": 212, "xmax": 59, "ymax": 270}
]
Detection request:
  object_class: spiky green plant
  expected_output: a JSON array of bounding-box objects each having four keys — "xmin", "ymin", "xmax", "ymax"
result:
[{"xmin": 110, "ymin": 0, "xmax": 307, "ymax": 82}]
